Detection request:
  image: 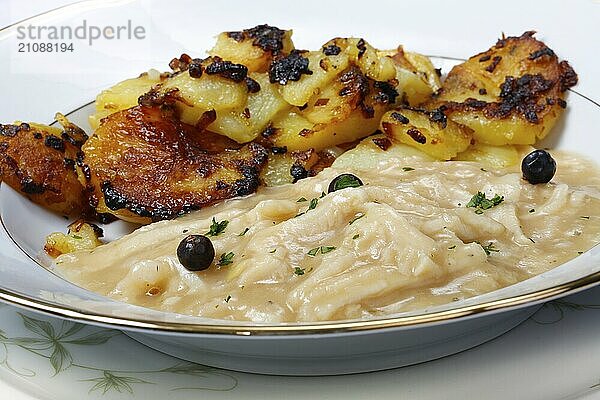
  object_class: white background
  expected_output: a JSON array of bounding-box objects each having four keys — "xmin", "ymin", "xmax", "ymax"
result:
[{"xmin": 0, "ymin": 0, "xmax": 79, "ymax": 29}]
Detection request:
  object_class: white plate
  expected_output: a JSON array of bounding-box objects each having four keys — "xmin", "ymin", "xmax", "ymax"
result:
[{"xmin": 0, "ymin": 0, "xmax": 599, "ymax": 376}]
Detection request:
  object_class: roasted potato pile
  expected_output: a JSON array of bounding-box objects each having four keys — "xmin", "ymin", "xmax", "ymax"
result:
[
  {"xmin": 1, "ymin": 27, "xmax": 577, "ymax": 229},
  {"xmin": 91, "ymin": 25, "xmax": 439, "ymax": 150},
  {"xmin": 380, "ymin": 31, "xmax": 576, "ymax": 165},
  {"xmin": 432, "ymin": 31, "xmax": 577, "ymax": 146}
]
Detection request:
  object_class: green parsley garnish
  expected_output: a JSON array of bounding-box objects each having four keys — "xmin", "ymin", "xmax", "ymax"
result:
[
  {"xmin": 269, "ymin": 249, "xmax": 277, "ymax": 253},
  {"xmin": 238, "ymin": 227, "xmax": 250, "ymax": 236},
  {"xmin": 307, "ymin": 247, "xmax": 320, "ymax": 256},
  {"xmin": 296, "ymin": 196, "xmax": 321, "ymax": 217},
  {"xmin": 330, "ymin": 174, "xmax": 363, "ymax": 191},
  {"xmin": 466, "ymin": 192, "xmax": 504, "ymax": 213},
  {"xmin": 478, "ymin": 242, "xmax": 499, "ymax": 256},
  {"xmin": 294, "ymin": 267, "xmax": 305, "ymax": 276},
  {"xmin": 402, "ymin": 167, "xmax": 415, "ymax": 171},
  {"xmin": 217, "ymin": 252, "xmax": 235, "ymax": 266},
  {"xmin": 320, "ymin": 191, "xmax": 327, "ymax": 198},
  {"xmin": 578, "ymin": 251, "xmax": 584, "ymax": 255},
  {"xmin": 321, "ymin": 246, "xmax": 335, "ymax": 254},
  {"xmin": 72, "ymin": 235, "xmax": 82, "ymax": 240},
  {"xmin": 206, "ymin": 217, "xmax": 229, "ymax": 236},
  {"xmin": 352, "ymin": 234, "xmax": 360, "ymax": 240},
  {"xmin": 529, "ymin": 209, "xmax": 535, "ymax": 213},
  {"xmin": 308, "ymin": 246, "xmax": 336, "ymax": 256},
  {"xmin": 349, "ymin": 213, "xmax": 365, "ymax": 225},
  {"xmin": 581, "ymin": 216, "xmax": 590, "ymax": 220},
  {"xmin": 225, "ymin": 295, "xmax": 231, "ymax": 303},
  {"xmin": 297, "ymin": 197, "xmax": 307, "ymax": 202},
  {"xmin": 448, "ymin": 245, "xmax": 456, "ymax": 249}
]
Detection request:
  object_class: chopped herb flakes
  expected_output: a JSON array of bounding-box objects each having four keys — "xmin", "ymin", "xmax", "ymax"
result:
[
  {"xmin": 225, "ymin": 295, "xmax": 231, "ymax": 303},
  {"xmin": 352, "ymin": 234, "xmax": 360, "ymax": 240},
  {"xmin": 269, "ymin": 249, "xmax": 277, "ymax": 253},
  {"xmin": 402, "ymin": 167, "xmax": 415, "ymax": 171},
  {"xmin": 206, "ymin": 217, "xmax": 229, "ymax": 236},
  {"xmin": 581, "ymin": 216, "xmax": 590, "ymax": 220},
  {"xmin": 297, "ymin": 197, "xmax": 307, "ymax": 202},
  {"xmin": 296, "ymin": 196, "xmax": 321, "ymax": 217},
  {"xmin": 448, "ymin": 245, "xmax": 456, "ymax": 249},
  {"xmin": 72, "ymin": 235, "xmax": 82, "ymax": 240},
  {"xmin": 217, "ymin": 252, "xmax": 235, "ymax": 266},
  {"xmin": 328, "ymin": 174, "xmax": 363, "ymax": 192},
  {"xmin": 466, "ymin": 192, "xmax": 504, "ymax": 213},
  {"xmin": 307, "ymin": 247, "xmax": 319, "ymax": 256},
  {"xmin": 238, "ymin": 227, "xmax": 250, "ymax": 236},
  {"xmin": 529, "ymin": 209, "xmax": 535, "ymax": 213},
  {"xmin": 349, "ymin": 213, "xmax": 365, "ymax": 225},
  {"xmin": 294, "ymin": 267, "xmax": 305, "ymax": 276},
  {"xmin": 578, "ymin": 251, "xmax": 584, "ymax": 255},
  {"xmin": 307, "ymin": 246, "xmax": 336, "ymax": 256},
  {"xmin": 478, "ymin": 242, "xmax": 499, "ymax": 256}
]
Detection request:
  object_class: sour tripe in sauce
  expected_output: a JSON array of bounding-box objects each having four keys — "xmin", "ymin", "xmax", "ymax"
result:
[{"xmin": 54, "ymin": 146, "xmax": 600, "ymax": 322}]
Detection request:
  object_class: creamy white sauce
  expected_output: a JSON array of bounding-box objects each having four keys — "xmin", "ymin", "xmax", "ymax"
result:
[{"xmin": 54, "ymin": 149, "xmax": 600, "ymax": 322}]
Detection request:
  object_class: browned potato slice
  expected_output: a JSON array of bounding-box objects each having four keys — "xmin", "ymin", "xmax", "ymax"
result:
[
  {"xmin": 158, "ymin": 58, "xmax": 249, "ymax": 118},
  {"xmin": 44, "ymin": 219, "xmax": 103, "ymax": 257},
  {"xmin": 387, "ymin": 47, "xmax": 442, "ymax": 105},
  {"xmin": 277, "ymin": 50, "xmax": 351, "ymax": 107},
  {"xmin": 89, "ymin": 71, "xmax": 168, "ymax": 130},
  {"xmin": 209, "ymin": 25, "xmax": 294, "ymax": 73},
  {"xmin": 206, "ymin": 72, "xmax": 291, "ymax": 143},
  {"xmin": 0, "ymin": 118, "xmax": 87, "ymax": 215},
  {"xmin": 429, "ymin": 31, "xmax": 577, "ymax": 145},
  {"xmin": 271, "ymin": 107, "xmax": 385, "ymax": 152},
  {"xmin": 260, "ymin": 148, "xmax": 334, "ymax": 187},
  {"xmin": 270, "ymin": 67, "xmax": 397, "ymax": 151},
  {"xmin": 321, "ymin": 37, "xmax": 396, "ymax": 82},
  {"xmin": 453, "ymin": 143, "xmax": 520, "ymax": 168},
  {"xmin": 380, "ymin": 108, "xmax": 472, "ymax": 160},
  {"xmin": 82, "ymin": 106, "xmax": 268, "ymax": 224}
]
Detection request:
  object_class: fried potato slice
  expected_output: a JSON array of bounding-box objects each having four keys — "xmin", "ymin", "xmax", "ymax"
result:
[
  {"xmin": 380, "ymin": 108, "xmax": 472, "ymax": 160},
  {"xmin": 82, "ymin": 106, "xmax": 269, "ymax": 224},
  {"xmin": 453, "ymin": 143, "xmax": 521, "ymax": 169},
  {"xmin": 260, "ymin": 148, "xmax": 336, "ymax": 187},
  {"xmin": 44, "ymin": 219, "xmax": 103, "ymax": 257},
  {"xmin": 89, "ymin": 71, "xmax": 168, "ymax": 130},
  {"xmin": 384, "ymin": 46, "xmax": 442, "ymax": 105},
  {"xmin": 209, "ymin": 25, "xmax": 294, "ymax": 73},
  {"xmin": 0, "ymin": 117, "xmax": 88, "ymax": 215},
  {"xmin": 429, "ymin": 31, "xmax": 577, "ymax": 145},
  {"xmin": 269, "ymin": 66, "xmax": 396, "ymax": 151}
]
